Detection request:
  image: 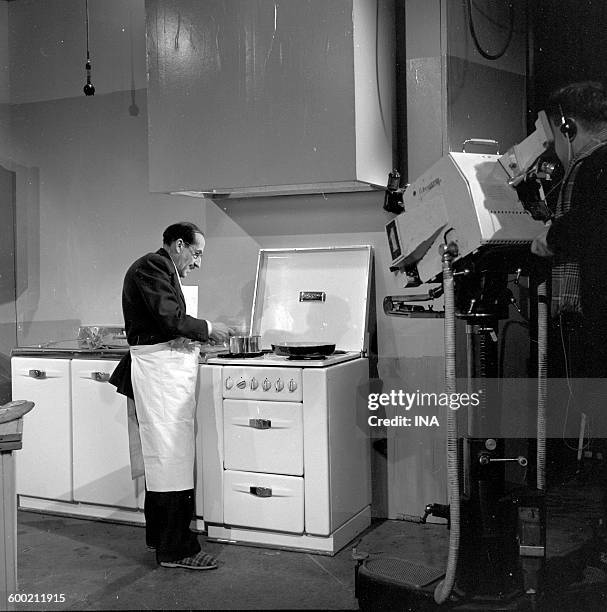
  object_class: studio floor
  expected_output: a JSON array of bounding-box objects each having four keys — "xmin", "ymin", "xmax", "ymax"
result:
[{"xmin": 11, "ymin": 472, "xmax": 607, "ymax": 611}]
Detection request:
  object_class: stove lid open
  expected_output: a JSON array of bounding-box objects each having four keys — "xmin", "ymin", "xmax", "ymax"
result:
[{"xmin": 250, "ymin": 246, "xmax": 372, "ymax": 354}]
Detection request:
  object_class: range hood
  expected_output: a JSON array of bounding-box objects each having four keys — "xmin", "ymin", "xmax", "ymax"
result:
[
  {"xmin": 171, "ymin": 182, "xmax": 381, "ymax": 200},
  {"xmin": 146, "ymin": 0, "xmax": 395, "ymax": 200}
]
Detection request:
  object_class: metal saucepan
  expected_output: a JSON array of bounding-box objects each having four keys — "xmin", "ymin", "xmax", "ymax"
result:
[
  {"xmin": 271, "ymin": 342, "xmax": 336, "ymax": 358},
  {"xmin": 229, "ymin": 335, "xmax": 261, "ymax": 355}
]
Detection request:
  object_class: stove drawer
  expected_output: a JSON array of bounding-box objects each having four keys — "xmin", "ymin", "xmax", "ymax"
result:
[
  {"xmin": 223, "ymin": 400, "xmax": 303, "ymax": 476},
  {"xmin": 222, "ymin": 366, "xmax": 303, "ymax": 402},
  {"xmin": 223, "ymin": 470, "xmax": 304, "ymax": 534}
]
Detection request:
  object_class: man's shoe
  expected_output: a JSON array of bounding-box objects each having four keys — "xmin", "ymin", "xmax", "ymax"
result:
[{"xmin": 160, "ymin": 551, "xmax": 218, "ymax": 570}]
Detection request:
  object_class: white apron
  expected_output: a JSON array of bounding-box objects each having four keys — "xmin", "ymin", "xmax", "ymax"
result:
[
  {"xmin": 129, "ymin": 341, "xmax": 200, "ymax": 491},
  {"xmin": 127, "ymin": 397, "xmax": 144, "ymax": 479}
]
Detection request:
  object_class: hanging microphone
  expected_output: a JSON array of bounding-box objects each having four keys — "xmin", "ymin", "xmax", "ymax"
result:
[
  {"xmin": 83, "ymin": 0, "xmax": 95, "ymax": 96},
  {"xmin": 83, "ymin": 58, "xmax": 95, "ymax": 96}
]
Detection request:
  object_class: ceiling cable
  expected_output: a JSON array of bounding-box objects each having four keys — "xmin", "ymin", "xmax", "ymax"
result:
[
  {"xmin": 467, "ymin": 0, "xmax": 514, "ymax": 61},
  {"xmin": 83, "ymin": 0, "xmax": 95, "ymax": 95}
]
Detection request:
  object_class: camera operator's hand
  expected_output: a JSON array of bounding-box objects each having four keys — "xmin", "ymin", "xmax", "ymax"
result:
[{"xmin": 209, "ymin": 322, "xmax": 236, "ymax": 344}]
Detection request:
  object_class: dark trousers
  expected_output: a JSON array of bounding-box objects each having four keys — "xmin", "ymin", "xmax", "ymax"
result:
[{"xmin": 144, "ymin": 489, "xmax": 201, "ymax": 563}]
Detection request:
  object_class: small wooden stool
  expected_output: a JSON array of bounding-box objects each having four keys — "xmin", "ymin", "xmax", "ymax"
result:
[{"xmin": 0, "ymin": 401, "xmax": 34, "ymax": 612}]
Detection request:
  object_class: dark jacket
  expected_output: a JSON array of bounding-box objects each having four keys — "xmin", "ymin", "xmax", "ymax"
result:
[
  {"xmin": 109, "ymin": 248, "xmax": 210, "ymax": 398},
  {"xmin": 547, "ymin": 144, "xmax": 607, "ymax": 375}
]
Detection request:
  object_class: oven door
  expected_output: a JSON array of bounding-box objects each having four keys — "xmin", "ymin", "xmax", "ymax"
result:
[
  {"xmin": 223, "ymin": 399, "xmax": 303, "ymax": 476},
  {"xmin": 223, "ymin": 470, "xmax": 304, "ymax": 534}
]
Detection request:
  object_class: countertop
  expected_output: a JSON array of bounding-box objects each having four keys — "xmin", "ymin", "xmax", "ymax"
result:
[
  {"xmin": 11, "ymin": 340, "xmax": 128, "ymax": 360},
  {"xmin": 11, "ymin": 341, "xmax": 225, "ymax": 362}
]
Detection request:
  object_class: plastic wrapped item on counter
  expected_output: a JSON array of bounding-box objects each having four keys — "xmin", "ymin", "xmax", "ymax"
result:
[{"xmin": 78, "ymin": 326, "xmax": 128, "ymax": 349}]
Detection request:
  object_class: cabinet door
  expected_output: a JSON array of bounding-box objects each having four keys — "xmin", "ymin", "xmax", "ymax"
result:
[
  {"xmin": 12, "ymin": 358, "xmax": 72, "ymax": 500},
  {"xmin": 71, "ymin": 360, "xmax": 140, "ymax": 509}
]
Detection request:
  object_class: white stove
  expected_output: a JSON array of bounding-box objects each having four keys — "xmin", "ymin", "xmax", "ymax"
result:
[
  {"xmin": 207, "ymin": 350, "xmax": 360, "ymax": 368},
  {"xmin": 196, "ymin": 246, "xmax": 373, "ymax": 555}
]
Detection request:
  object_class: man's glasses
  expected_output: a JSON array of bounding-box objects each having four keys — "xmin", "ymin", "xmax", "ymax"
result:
[{"xmin": 185, "ymin": 243, "xmax": 203, "ymax": 260}]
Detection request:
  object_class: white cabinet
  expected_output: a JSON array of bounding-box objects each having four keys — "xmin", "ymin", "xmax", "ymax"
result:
[
  {"xmin": 11, "ymin": 356, "xmax": 145, "ymax": 521},
  {"xmin": 11, "ymin": 358, "xmax": 72, "ymax": 501},
  {"xmin": 71, "ymin": 360, "xmax": 143, "ymax": 509}
]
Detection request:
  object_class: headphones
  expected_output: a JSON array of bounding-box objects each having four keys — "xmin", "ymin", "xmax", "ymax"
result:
[{"xmin": 559, "ymin": 105, "xmax": 577, "ymax": 140}]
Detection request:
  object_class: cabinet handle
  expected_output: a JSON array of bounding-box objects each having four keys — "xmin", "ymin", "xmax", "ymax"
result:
[
  {"xmin": 249, "ymin": 486, "xmax": 272, "ymax": 498},
  {"xmin": 92, "ymin": 371, "xmax": 111, "ymax": 382},
  {"xmin": 28, "ymin": 369, "xmax": 46, "ymax": 379},
  {"xmin": 248, "ymin": 418, "xmax": 271, "ymax": 429}
]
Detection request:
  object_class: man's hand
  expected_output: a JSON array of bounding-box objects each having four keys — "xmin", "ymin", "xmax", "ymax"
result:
[
  {"xmin": 209, "ymin": 322, "xmax": 236, "ymax": 344},
  {"xmin": 169, "ymin": 337, "xmax": 196, "ymax": 350},
  {"xmin": 531, "ymin": 225, "xmax": 554, "ymax": 258}
]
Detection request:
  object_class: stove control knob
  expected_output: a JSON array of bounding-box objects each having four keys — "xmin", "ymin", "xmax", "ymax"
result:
[
  {"xmin": 225, "ymin": 376, "xmax": 234, "ymax": 390},
  {"xmin": 236, "ymin": 379, "xmax": 246, "ymax": 389},
  {"xmin": 262, "ymin": 378, "xmax": 271, "ymax": 392},
  {"xmin": 275, "ymin": 378, "xmax": 284, "ymax": 392},
  {"xmin": 250, "ymin": 377, "xmax": 259, "ymax": 391},
  {"xmin": 288, "ymin": 379, "xmax": 298, "ymax": 392}
]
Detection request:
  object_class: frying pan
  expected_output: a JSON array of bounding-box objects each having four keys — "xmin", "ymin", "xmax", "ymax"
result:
[{"xmin": 271, "ymin": 342, "xmax": 336, "ymax": 358}]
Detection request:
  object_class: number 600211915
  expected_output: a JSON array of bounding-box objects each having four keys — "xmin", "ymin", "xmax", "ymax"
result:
[{"xmin": 8, "ymin": 593, "xmax": 66, "ymax": 603}]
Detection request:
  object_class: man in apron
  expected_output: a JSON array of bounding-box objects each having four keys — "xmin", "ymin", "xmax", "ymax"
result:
[{"xmin": 110, "ymin": 221, "xmax": 233, "ymax": 570}]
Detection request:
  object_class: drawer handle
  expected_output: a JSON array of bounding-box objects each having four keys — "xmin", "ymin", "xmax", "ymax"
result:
[
  {"xmin": 249, "ymin": 418, "xmax": 271, "ymax": 429},
  {"xmin": 250, "ymin": 486, "xmax": 272, "ymax": 498},
  {"xmin": 92, "ymin": 371, "xmax": 111, "ymax": 382},
  {"xmin": 28, "ymin": 369, "xmax": 46, "ymax": 379}
]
